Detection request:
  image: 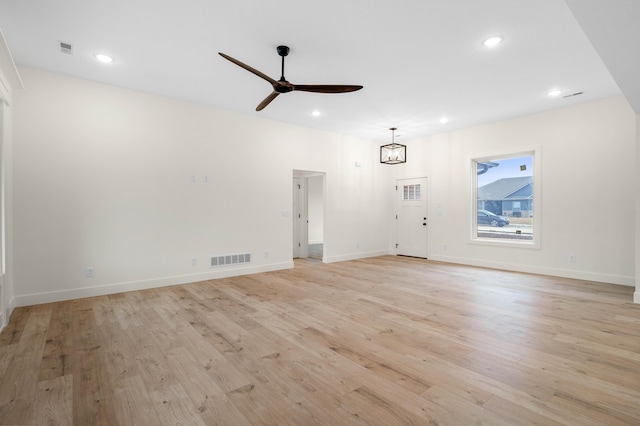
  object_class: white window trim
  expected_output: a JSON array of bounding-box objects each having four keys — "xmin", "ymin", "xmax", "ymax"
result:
[{"xmin": 469, "ymin": 146, "xmax": 541, "ymax": 249}]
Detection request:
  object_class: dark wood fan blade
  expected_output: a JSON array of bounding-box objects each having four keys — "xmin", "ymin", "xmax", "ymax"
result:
[
  {"xmin": 218, "ymin": 52, "xmax": 277, "ymax": 85},
  {"xmin": 256, "ymin": 91, "xmax": 280, "ymax": 111},
  {"xmin": 293, "ymin": 84, "xmax": 363, "ymax": 93}
]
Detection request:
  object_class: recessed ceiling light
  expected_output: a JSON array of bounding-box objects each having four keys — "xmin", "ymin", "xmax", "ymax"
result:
[
  {"xmin": 311, "ymin": 110, "xmax": 321, "ymax": 117},
  {"xmin": 94, "ymin": 53, "xmax": 114, "ymax": 64},
  {"xmin": 547, "ymin": 89, "xmax": 563, "ymax": 97},
  {"xmin": 482, "ymin": 36, "xmax": 503, "ymax": 48},
  {"xmin": 439, "ymin": 117, "xmax": 449, "ymax": 124}
]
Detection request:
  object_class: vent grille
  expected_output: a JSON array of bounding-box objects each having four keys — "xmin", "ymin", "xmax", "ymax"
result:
[
  {"xmin": 211, "ymin": 253, "xmax": 251, "ymax": 267},
  {"xmin": 59, "ymin": 42, "xmax": 73, "ymax": 55},
  {"xmin": 563, "ymin": 91, "xmax": 584, "ymax": 98}
]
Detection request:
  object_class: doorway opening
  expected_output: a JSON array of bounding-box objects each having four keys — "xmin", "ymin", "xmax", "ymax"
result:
[{"xmin": 293, "ymin": 170, "xmax": 325, "ymax": 261}]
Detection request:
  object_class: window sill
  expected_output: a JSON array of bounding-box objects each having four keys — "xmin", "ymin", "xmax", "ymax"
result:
[{"xmin": 469, "ymin": 237, "xmax": 540, "ymax": 250}]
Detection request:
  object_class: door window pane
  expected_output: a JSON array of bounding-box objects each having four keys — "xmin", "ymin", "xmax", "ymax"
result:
[{"xmin": 403, "ymin": 184, "xmax": 421, "ymax": 201}]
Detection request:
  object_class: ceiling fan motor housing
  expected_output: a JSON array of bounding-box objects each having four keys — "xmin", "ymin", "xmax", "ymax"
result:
[{"xmin": 277, "ymin": 45, "xmax": 290, "ymax": 56}]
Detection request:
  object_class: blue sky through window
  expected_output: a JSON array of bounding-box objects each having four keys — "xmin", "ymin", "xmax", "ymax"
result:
[{"xmin": 478, "ymin": 155, "xmax": 533, "ymax": 187}]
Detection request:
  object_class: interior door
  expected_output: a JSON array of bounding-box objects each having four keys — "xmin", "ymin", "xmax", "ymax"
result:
[
  {"xmin": 396, "ymin": 177, "xmax": 428, "ymax": 258},
  {"xmin": 293, "ymin": 178, "xmax": 301, "ymax": 258},
  {"xmin": 292, "ymin": 177, "xmax": 308, "ymax": 258}
]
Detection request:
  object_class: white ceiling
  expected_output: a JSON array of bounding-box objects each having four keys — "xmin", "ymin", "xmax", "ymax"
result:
[{"xmin": 0, "ymin": 0, "xmax": 636, "ymax": 142}]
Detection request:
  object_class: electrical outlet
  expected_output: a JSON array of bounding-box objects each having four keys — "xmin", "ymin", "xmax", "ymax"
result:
[
  {"xmin": 569, "ymin": 254, "xmax": 576, "ymax": 263},
  {"xmin": 85, "ymin": 267, "xmax": 94, "ymax": 278},
  {"xmin": 444, "ymin": 244, "xmax": 448, "ymax": 251},
  {"xmin": 192, "ymin": 258, "xmax": 197, "ymax": 266},
  {"xmin": 264, "ymin": 251, "xmax": 269, "ymax": 258}
]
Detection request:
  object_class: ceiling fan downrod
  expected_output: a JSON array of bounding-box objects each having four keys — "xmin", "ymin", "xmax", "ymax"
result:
[{"xmin": 277, "ymin": 45, "xmax": 290, "ymax": 82}]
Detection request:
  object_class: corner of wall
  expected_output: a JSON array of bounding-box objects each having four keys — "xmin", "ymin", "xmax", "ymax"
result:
[
  {"xmin": 6, "ymin": 295, "xmax": 15, "ymax": 325},
  {"xmin": 0, "ymin": 295, "xmax": 15, "ymax": 332}
]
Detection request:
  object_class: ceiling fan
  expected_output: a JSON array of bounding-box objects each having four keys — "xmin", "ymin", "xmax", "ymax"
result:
[{"xmin": 218, "ymin": 45, "xmax": 363, "ymax": 111}]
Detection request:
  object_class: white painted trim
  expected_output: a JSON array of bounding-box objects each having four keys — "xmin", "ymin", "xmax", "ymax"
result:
[
  {"xmin": 428, "ymin": 254, "xmax": 635, "ymax": 287},
  {"xmin": 13, "ymin": 261, "xmax": 293, "ymax": 307},
  {"xmin": 0, "ymin": 29, "xmax": 23, "ymax": 105},
  {"xmin": 0, "ymin": 30, "xmax": 20, "ymax": 332},
  {"xmin": 636, "ymin": 113, "xmax": 640, "ymax": 304},
  {"xmin": 324, "ymin": 250, "xmax": 391, "ymax": 264}
]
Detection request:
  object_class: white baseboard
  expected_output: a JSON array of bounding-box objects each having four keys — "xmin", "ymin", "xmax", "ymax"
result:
[
  {"xmin": 428, "ymin": 254, "xmax": 635, "ymax": 287},
  {"xmin": 323, "ymin": 250, "xmax": 391, "ymax": 264},
  {"xmin": 308, "ymin": 240, "xmax": 323, "ymax": 245},
  {"xmin": 12, "ymin": 254, "xmax": 637, "ymax": 307},
  {"xmin": 13, "ymin": 261, "xmax": 294, "ymax": 308}
]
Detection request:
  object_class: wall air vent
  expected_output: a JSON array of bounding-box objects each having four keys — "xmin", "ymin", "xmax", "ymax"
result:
[
  {"xmin": 211, "ymin": 253, "xmax": 251, "ymax": 267},
  {"xmin": 562, "ymin": 91, "xmax": 584, "ymax": 98},
  {"xmin": 59, "ymin": 42, "xmax": 73, "ymax": 55}
]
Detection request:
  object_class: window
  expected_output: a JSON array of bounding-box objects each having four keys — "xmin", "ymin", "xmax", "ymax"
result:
[
  {"xmin": 472, "ymin": 150, "xmax": 538, "ymax": 247},
  {"xmin": 403, "ymin": 184, "xmax": 421, "ymax": 201}
]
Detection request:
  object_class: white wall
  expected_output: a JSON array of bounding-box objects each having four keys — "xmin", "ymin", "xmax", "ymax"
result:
[
  {"xmin": 10, "ymin": 67, "xmax": 638, "ymax": 308},
  {"xmin": 12, "ymin": 67, "xmax": 390, "ymax": 306},
  {"xmin": 397, "ymin": 96, "xmax": 637, "ymax": 285}
]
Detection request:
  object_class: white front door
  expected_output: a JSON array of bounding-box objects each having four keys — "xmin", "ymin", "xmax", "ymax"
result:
[{"xmin": 396, "ymin": 177, "xmax": 428, "ymax": 258}]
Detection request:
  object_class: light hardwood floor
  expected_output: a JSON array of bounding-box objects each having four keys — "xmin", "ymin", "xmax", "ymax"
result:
[{"xmin": 1, "ymin": 256, "xmax": 639, "ymax": 425}]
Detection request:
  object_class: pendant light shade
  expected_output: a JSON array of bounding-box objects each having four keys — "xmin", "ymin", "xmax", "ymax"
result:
[{"xmin": 380, "ymin": 127, "xmax": 406, "ymax": 164}]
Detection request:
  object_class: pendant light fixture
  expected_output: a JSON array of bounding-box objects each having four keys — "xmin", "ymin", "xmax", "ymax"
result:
[{"xmin": 380, "ymin": 127, "xmax": 406, "ymax": 165}]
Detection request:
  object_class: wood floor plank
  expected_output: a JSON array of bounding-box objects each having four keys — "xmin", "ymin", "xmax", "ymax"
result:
[
  {"xmin": 112, "ymin": 375, "xmax": 163, "ymax": 426},
  {"xmin": 149, "ymin": 383, "xmax": 208, "ymax": 426},
  {"xmin": 29, "ymin": 374, "xmax": 73, "ymax": 426},
  {"xmin": 481, "ymin": 394, "xmax": 566, "ymax": 426},
  {"xmin": 0, "ymin": 305, "xmax": 32, "ymax": 346},
  {"xmin": 0, "ymin": 344, "xmax": 16, "ymax": 383},
  {"xmin": 224, "ymin": 344, "xmax": 352, "ymax": 425},
  {"xmin": 165, "ymin": 346, "xmax": 251, "ymax": 426},
  {"xmin": 1, "ymin": 256, "xmax": 639, "ymax": 424},
  {"xmin": 70, "ymin": 303, "xmax": 118, "ymax": 426},
  {"xmin": 0, "ymin": 304, "xmax": 52, "ymax": 424},
  {"xmin": 38, "ymin": 301, "xmax": 74, "ymax": 382}
]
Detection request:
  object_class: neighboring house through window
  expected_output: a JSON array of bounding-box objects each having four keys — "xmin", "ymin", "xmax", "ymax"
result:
[{"xmin": 472, "ymin": 150, "xmax": 539, "ymax": 247}]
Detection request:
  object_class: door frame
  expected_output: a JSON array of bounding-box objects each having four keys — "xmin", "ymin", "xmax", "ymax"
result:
[
  {"xmin": 292, "ymin": 176, "xmax": 308, "ymax": 258},
  {"xmin": 293, "ymin": 170, "xmax": 325, "ymax": 261}
]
